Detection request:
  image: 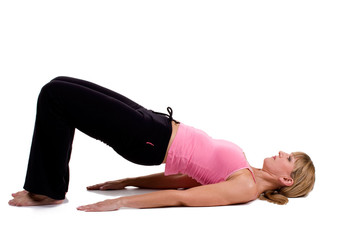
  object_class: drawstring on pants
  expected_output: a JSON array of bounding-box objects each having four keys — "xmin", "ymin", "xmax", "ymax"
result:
[{"xmin": 152, "ymin": 107, "xmax": 179, "ymax": 124}]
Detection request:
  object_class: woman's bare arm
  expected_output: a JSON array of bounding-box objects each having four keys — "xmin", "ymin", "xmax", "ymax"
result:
[
  {"xmin": 86, "ymin": 172, "xmax": 201, "ymax": 190},
  {"xmin": 78, "ymin": 172, "xmax": 257, "ymax": 212}
]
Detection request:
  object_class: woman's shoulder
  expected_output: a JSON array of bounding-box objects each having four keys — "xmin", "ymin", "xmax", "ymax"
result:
[{"xmin": 226, "ymin": 169, "xmax": 258, "ymax": 200}]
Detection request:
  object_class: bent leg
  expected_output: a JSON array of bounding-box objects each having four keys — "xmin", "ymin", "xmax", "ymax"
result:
[
  {"xmin": 23, "ymin": 79, "xmax": 152, "ymax": 200},
  {"xmin": 23, "ymin": 81, "xmax": 76, "ymax": 200}
]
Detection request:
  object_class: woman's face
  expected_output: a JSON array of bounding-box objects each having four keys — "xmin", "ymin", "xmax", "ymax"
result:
[{"xmin": 263, "ymin": 151, "xmax": 295, "ymax": 178}]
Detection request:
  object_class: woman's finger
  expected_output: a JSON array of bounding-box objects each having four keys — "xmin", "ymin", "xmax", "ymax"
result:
[
  {"xmin": 99, "ymin": 184, "xmax": 112, "ymax": 190},
  {"xmin": 86, "ymin": 183, "xmax": 105, "ymax": 190},
  {"xmin": 77, "ymin": 199, "xmax": 120, "ymax": 212}
]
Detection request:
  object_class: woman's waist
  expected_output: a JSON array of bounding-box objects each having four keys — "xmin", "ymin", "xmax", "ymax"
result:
[
  {"xmin": 163, "ymin": 123, "xmax": 212, "ymax": 165},
  {"xmin": 162, "ymin": 120, "xmax": 180, "ymax": 163}
]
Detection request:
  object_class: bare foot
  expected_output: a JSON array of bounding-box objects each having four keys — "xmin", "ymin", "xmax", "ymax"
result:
[{"xmin": 9, "ymin": 190, "xmax": 64, "ymax": 207}]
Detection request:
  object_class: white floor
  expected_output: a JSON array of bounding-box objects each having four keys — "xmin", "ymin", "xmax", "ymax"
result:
[
  {"xmin": 1, "ymin": 1, "xmax": 349, "ymax": 239},
  {"xmin": 2, "ymin": 185, "xmax": 346, "ymax": 240},
  {"xmin": 3, "ymin": 184, "xmax": 339, "ymax": 240}
]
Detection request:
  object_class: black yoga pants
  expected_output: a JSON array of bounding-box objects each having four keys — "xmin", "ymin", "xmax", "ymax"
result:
[{"xmin": 23, "ymin": 76, "xmax": 173, "ymax": 200}]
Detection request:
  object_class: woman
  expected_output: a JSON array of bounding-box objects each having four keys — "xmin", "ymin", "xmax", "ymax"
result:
[{"xmin": 9, "ymin": 76, "xmax": 315, "ymax": 211}]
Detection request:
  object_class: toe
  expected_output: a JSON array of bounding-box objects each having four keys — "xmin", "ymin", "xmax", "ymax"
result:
[
  {"xmin": 8, "ymin": 199, "xmax": 19, "ymax": 206},
  {"xmin": 12, "ymin": 192, "xmax": 20, "ymax": 197},
  {"xmin": 12, "ymin": 190, "xmax": 27, "ymax": 197}
]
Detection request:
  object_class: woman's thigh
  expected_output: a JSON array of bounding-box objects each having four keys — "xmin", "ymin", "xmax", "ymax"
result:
[
  {"xmin": 41, "ymin": 79, "xmax": 170, "ymax": 165},
  {"xmin": 51, "ymin": 76, "xmax": 143, "ymax": 110}
]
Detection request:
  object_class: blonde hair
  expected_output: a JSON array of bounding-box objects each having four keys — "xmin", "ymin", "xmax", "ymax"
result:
[{"xmin": 259, "ymin": 152, "xmax": 315, "ymax": 205}]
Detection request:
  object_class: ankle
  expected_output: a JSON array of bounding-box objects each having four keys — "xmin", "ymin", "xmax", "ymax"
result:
[{"xmin": 28, "ymin": 192, "xmax": 55, "ymax": 202}]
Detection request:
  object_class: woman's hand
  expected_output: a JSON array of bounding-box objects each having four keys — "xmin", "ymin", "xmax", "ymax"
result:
[
  {"xmin": 86, "ymin": 179, "xmax": 128, "ymax": 191},
  {"xmin": 77, "ymin": 198, "xmax": 122, "ymax": 212}
]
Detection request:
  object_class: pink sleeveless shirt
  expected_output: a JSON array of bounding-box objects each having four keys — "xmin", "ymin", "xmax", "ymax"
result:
[{"xmin": 165, "ymin": 123, "xmax": 255, "ymax": 185}]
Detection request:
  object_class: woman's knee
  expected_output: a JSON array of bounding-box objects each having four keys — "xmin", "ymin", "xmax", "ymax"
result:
[
  {"xmin": 41, "ymin": 76, "xmax": 73, "ymax": 93},
  {"xmin": 39, "ymin": 79, "xmax": 66, "ymax": 102},
  {"xmin": 51, "ymin": 76, "xmax": 71, "ymax": 83}
]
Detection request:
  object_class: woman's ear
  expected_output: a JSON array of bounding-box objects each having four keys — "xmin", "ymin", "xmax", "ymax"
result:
[{"xmin": 279, "ymin": 176, "xmax": 294, "ymax": 187}]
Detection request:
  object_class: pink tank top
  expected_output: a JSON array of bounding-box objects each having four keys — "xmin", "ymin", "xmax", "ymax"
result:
[{"xmin": 165, "ymin": 123, "xmax": 255, "ymax": 185}]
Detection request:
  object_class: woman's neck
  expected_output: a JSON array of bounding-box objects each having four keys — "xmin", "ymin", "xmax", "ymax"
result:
[{"xmin": 251, "ymin": 167, "xmax": 281, "ymax": 195}]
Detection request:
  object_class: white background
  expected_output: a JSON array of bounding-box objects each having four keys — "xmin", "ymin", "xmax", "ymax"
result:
[{"xmin": 1, "ymin": 0, "xmax": 349, "ymax": 239}]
